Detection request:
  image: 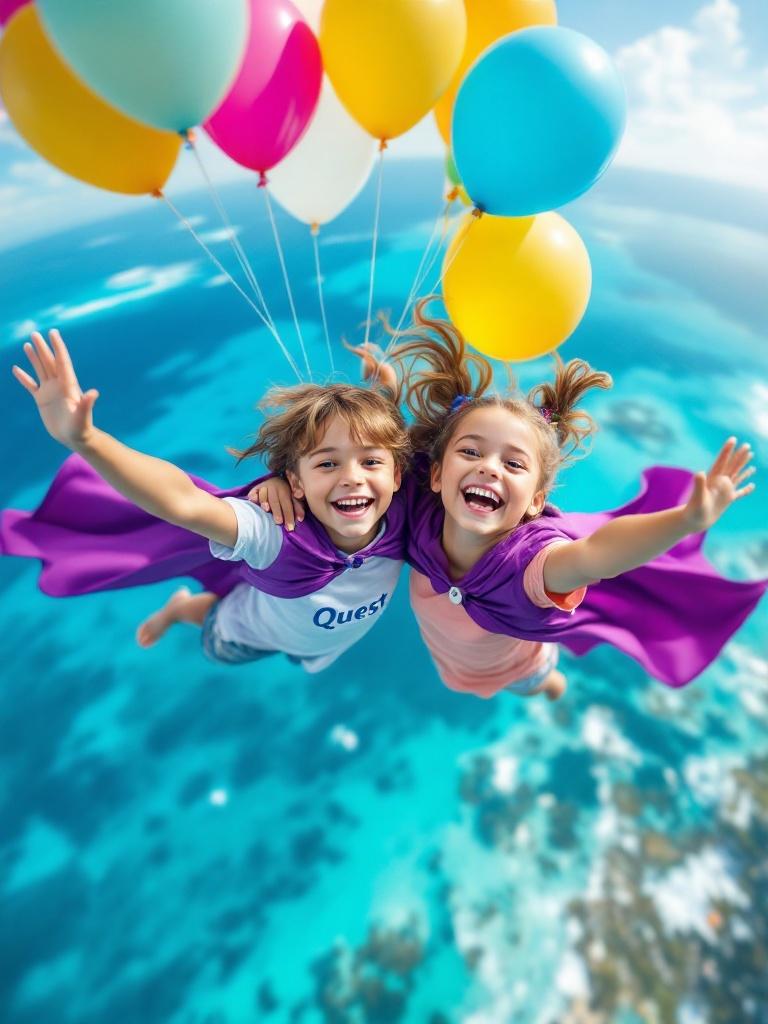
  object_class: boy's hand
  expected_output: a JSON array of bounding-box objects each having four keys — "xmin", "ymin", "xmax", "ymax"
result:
[
  {"xmin": 683, "ymin": 437, "xmax": 756, "ymax": 532},
  {"xmin": 12, "ymin": 330, "xmax": 99, "ymax": 450},
  {"xmin": 247, "ymin": 476, "xmax": 304, "ymax": 531}
]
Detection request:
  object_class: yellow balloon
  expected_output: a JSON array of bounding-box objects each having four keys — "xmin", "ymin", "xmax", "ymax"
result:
[
  {"xmin": 320, "ymin": 0, "xmax": 466, "ymax": 140},
  {"xmin": 443, "ymin": 211, "xmax": 591, "ymax": 361},
  {"xmin": 0, "ymin": 7, "xmax": 181, "ymax": 195},
  {"xmin": 434, "ymin": 0, "xmax": 558, "ymax": 144}
]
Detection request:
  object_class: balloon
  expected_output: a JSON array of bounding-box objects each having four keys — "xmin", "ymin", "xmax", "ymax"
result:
[
  {"xmin": 444, "ymin": 151, "xmax": 471, "ymax": 206},
  {"xmin": 445, "ymin": 151, "xmax": 461, "ymax": 187},
  {"xmin": 0, "ymin": 0, "xmax": 29, "ymax": 28},
  {"xmin": 205, "ymin": 0, "xmax": 322, "ymax": 176},
  {"xmin": 268, "ymin": 78, "xmax": 375, "ymax": 226},
  {"xmin": 320, "ymin": 0, "xmax": 466, "ymax": 140},
  {"xmin": 291, "ymin": 0, "xmax": 324, "ymax": 32},
  {"xmin": 0, "ymin": 7, "xmax": 181, "ymax": 195},
  {"xmin": 36, "ymin": 0, "xmax": 249, "ymax": 131},
  {"xmin": 434, "ymin": 0, "xmax": 557, "ymax": 145},
  {"xmin": 453, "ymin": 27, "xmax": 626, "ymax": 215},
  {"xmin": 442, "ymin": 211, "xmax": 591, "ymax": 361}
]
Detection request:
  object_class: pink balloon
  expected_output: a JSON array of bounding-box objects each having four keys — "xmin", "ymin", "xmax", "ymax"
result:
[
  {"xmin": 0, "ymin": 0, "xmax": 30, "ymax": 28},
  {"xmin": 204, "ymin": 0, "xmax": 322, "ymax": 179}
]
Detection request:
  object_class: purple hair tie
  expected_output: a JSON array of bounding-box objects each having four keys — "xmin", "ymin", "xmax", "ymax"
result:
[
  {"xmin": 539, "ymin": 406, "xmax": 559, "ymax": 424},
  {"xmin": 449, "ymin": 394, "xmax": 472, "ymax": 415}
]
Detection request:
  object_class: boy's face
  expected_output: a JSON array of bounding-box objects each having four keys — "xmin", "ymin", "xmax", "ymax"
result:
[{"xmin": 286, "ymin": 414, "xmax": 401, "ymax": 554}]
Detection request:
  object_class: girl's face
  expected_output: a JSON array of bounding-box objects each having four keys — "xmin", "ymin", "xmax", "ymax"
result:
[
  {"xmin": 287, "ymin": 413, "xmax": 401, "ymax": 554},
  {"xmin": 430, "ymin": 405, "xmax": 545, "ymax": 542}
]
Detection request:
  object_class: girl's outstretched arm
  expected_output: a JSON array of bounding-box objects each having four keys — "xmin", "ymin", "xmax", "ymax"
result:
[
  {"xmin": 13, "ymin": 330, "xmax": 237, "ymax": 547},
  {"xmin": 248, "ymin": 477, "xmax": 304, "ymax": 530},
  {"xmin": 543, "ymin": 438, "xmax": 756, "ymax": 593}
]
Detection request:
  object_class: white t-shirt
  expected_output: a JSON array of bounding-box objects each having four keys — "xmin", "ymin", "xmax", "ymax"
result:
[{"xmin": 209, "ymin": 498, "xmax": 402, "ymax": 673}]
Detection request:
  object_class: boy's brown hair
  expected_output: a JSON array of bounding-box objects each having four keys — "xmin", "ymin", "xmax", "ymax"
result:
[{"xmin": 231, "ymin": 383, "xmax": 411, "ymax": 475}]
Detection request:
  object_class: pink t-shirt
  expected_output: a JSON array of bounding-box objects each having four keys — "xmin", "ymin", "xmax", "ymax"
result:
[{"xmin": 409, "ymin": 541, "xmax": 587, "ymax": 699}]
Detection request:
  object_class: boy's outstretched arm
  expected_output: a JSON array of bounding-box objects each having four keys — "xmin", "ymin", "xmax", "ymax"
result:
[
  {"xmin": 543, "ymin": 438, "xmax": 756, "ymax": 593},
  {"xmin": 13, "ymin": 330, "xmax": 237, "ymax": 547}
]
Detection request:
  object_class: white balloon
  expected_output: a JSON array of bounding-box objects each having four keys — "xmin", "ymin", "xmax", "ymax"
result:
[
  {"xmin": 268, "ymin": 77, "xmax": 376, "ymax": 227},
  {"xmin": 290, "ymin": 0, "xmax": 324, "ymax": 33}
]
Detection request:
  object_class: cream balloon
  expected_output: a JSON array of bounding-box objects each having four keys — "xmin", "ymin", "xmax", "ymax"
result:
[
  {"xmin": 291, "ymin": 0, "xmax": 323, "ymax": 32},
  {"xmin": 268, "ymin": 77, "xmax": 376, "ymax": 226}
]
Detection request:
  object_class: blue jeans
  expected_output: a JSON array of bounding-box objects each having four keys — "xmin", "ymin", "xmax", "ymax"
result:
[
  {"xmin": 201, "ymin": 603, "xmax": 300, "ymax": 666},
  {"xmin": 504, "ymin": 644, "xmax": 558, "ymax": 695}
]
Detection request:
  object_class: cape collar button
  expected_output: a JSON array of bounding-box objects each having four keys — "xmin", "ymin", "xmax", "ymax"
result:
[{"xmin": 448, "ymin": 586, "xmax": 463, "ymax": 605}]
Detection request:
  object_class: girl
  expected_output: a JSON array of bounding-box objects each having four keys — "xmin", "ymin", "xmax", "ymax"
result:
[
  {"xmin": 257, "ymin": 301, "xmax": 765, "ymax": 697},
  {"xmin": 395, "ymin": 301, "xmax": 765, "ymax": 698},
  {"xmin": 3, "ymin": 330, "xmax": 410, "ymax": 673}
]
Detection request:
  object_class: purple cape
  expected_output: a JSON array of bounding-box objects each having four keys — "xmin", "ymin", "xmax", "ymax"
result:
[
  {"xmin": 0, "ymin": 454, "xmax": 406, "ymax": 600},
  {"xmin": 405, "ymin": 464, "xmax": 767, "ymax": 687}
]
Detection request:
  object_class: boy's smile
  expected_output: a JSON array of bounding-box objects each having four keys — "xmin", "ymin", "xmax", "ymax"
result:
[{"xmin": 288, "ymin": 415, "xmax": 401, "ymax": 553}]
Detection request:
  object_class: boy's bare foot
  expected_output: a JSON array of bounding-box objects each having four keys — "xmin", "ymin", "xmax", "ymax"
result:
[
  {"xmin": 541, "ymin": 669, "xmax": 567, "ymax": 702},
  {"xmin": 136, "ymin": 586, "xmax": 193, "ymax": 648}
]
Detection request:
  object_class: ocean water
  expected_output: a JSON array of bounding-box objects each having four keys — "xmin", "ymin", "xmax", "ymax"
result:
[{"xmin": 1, "ymin": 160, "xmax": 767, "ymax": 1024}]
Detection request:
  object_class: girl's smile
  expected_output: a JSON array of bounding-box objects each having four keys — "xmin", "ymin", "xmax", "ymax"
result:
[
  {"xmin": 462, "ymin": 483, "xmax": 505, "ymax": 514},
  {"xmin": 431, "ymin": 405, "xmax": 546, "ymax": 575}
]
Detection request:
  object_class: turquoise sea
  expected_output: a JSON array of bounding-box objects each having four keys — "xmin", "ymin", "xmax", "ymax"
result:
[{"xmin": 1, "ymin": 160, "xmax": 767, "ymax": 1024}]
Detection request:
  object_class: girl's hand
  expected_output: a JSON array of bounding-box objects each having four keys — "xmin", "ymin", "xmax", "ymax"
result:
[
  {"xmin": 12, "ymin": 330, "xmax": 98, "ymax": 450},
  {"xmin": 344, "ymin": 341, "xmax": 399, "ymax": 392},
  {"xmin": 247, "ymin": 476, "xmax": 304, "ymax": 531},
  {"xmin": 683, "ymin": 437, "xmax": 756, "ymax": 532}
]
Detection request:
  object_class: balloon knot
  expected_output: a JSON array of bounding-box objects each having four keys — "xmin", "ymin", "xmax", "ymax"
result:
[
  {"xmin": 471, "ymin": 206, "xmax": 484, "ymax": 219},
  {"xmin": 378, "ymin": 139, "xmax": 388, "ymax": 153},
  {"xmin": 446, "ymin": 186, "xmax": 460, "ymax": 202},
  {"xmin": 150, "ymin": 189, "xmax": 163, "ymax": 200},
  {"xmin": 257, "ymin": 171, "xmax": 269, "ymax": 188},
  {"xmin": 310, "ymin": 222, "xmax": 320, "ymax": 236},
  {"xmin": 180, "ymin": 129, "xmax": 196, "ymax": 150}
]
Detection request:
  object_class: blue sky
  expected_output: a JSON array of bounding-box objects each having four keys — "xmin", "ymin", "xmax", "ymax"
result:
[
  {"xmin": 0, "ymin": 0, "xmax": 766, "ymax": 248},
  {"xmin": 559, "ymin": 0, "xmax": 768, "ymax": 53}
]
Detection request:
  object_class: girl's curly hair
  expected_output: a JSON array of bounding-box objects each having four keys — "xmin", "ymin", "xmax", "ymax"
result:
[{"xmin": 389, "ymin": 297, "xmax": 613, "ymax": 502}]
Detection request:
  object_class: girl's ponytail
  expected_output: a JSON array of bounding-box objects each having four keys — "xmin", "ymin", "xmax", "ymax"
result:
[
  {"xmin": 386, "ymin": 298, "xmax": 612, "ymax": 502},
  {"xmin": 390, "ymin": 296, "xmax": 496, "ymax": 454},
  {"xmin": 528, "ymin": 355, "xmax": 613, "ymax": 461}
]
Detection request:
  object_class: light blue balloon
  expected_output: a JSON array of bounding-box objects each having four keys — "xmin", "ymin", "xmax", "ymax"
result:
[
  {"xmin": 452, "ymin": 26, "xmax": 626, "ymax": 216},
  {"xmin": 37, "ymin": 0, "xmax": 249, "ymax": 132}
]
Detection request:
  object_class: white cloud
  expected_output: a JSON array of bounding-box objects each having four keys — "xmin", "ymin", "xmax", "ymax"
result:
[
  {"xmin": 172, "ymin": 213, "xmax": 206, "ymax": 230},
  {"xmin": 8, "ymin": 160, "xmax": 66, "ymax": 188},
  {"xmin": 198, "ymin": 226, "xmax": 241, "ymax": 245},
  {"xmin": 0, "ymin": 105, "xmax": 24, "ymax": 147},
  {"xmin": 15, "ymin": 262, "xmax": 201, "ymax": 328},
  {"xmin": 615, "ymin": 0, "xmax": 768, "ymax": 189},
  {"xmin": 65, "ymin": 262, "xmax": 198, "ymax": 318}
]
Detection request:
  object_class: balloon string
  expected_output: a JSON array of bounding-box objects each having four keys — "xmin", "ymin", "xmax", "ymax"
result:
[
  {"xmin": 311, "ymin": 225, "xmax": 334, "ymax": 378},
  {"xmin": 155, "ymin": 191, "xmax": 303, "ymax": 382},
  {"xmin": 363, "ymin": 143, "xmax": 386, "ymax": 348},
  {"xmin": 389, "ymin": 196, "xmax": 454, "ymax": 347},
  {"xmin": 430, "ymin": 208, "xmax": 482, "ymax": 294},
  {"xmin": 371, "ymin": 196, "xmax": 458, "ymax": 384},
  {"xmin": 370, "ymin": 209, "xmax": 481, "ymax": 386},
  {"xmin": 185, "ymin": 136, "xmax": 277, "ymax": 335},
  {"xmin": 261, "ymin": 185, "xmax": 313, "ymax": 381}
]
